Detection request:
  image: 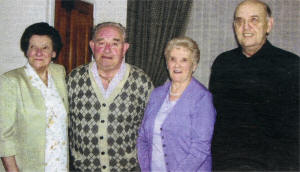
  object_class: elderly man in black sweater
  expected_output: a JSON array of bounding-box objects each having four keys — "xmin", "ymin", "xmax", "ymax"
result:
[{"xmin": 209, "ymin": 0, "xmax": 299, "ymax": 171}]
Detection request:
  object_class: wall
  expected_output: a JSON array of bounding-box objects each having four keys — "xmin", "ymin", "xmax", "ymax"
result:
[{"xmin": 186, "ymin": 0, "xmax": 300, "ymax": 87}]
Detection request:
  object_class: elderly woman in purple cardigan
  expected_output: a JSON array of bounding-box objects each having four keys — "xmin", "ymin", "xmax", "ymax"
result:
[{"xmin": 137, "ymin": 37, "xmax": 216, "ymax": 172}]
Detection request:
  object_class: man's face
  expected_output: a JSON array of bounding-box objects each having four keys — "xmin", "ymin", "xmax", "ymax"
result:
[
  {"xmin": 89, "ymin": 26, "xmax": 129, "ymax": 72},
  {"xmin": 234, "ymin": 1, "xmax": 273, "ymax": 56}
]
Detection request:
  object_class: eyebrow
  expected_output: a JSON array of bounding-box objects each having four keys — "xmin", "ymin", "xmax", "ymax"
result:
[
  {"xmin": 113, "ymin": 38, "xmax": 121, "ymax": 42},
  {"xmin": 95, "ymin": 38, "xmax": 121, "ymax": 42},
  {"xmin": 235, "ymin": 15, "xmax": 260, "ymax": 19}
]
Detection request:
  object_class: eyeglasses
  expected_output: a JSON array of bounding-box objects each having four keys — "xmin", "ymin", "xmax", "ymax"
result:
[{"xmin": 233, "ymin": 16, "xmax": 261, "ymax": 27}]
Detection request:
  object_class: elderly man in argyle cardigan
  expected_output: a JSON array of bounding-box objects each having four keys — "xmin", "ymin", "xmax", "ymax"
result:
[{"xmin": 67, "ymin": 22, "xmax": 153, "ymax": 171}]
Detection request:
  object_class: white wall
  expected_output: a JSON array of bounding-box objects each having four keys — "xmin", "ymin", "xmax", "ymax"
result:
[{"xmin": 0, "ymin": 0, "xmax": 127, "ymax": 75}]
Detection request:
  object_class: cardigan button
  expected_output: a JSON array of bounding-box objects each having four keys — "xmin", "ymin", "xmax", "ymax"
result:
[
  {"xmin": 101, "ymin": 120, "xmax": 105, "ymax": 123},
  {"xmin": 102, "ymin": 103, "xmax": 106, "ymax": 107},
  {"xmin": 100, "ymin": 136, "xmax": 104, "ymax": 139},
  {"xmin": 101, "ymin": 151, "xmax": 105, "ymax": 155},
  {"xmin": 103, "ymin": 165, "xmax": 106, "ymax": 169}
]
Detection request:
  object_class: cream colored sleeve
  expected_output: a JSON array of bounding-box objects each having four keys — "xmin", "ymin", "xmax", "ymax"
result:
[{"xmin": 0, "ymin": 75, "xmax": 17, "ymax": 157}]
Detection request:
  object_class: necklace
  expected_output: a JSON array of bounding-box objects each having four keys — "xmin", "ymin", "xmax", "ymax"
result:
[{"xmin": 169, "ymin": 90, "xmax": 181, "ymax": 96}]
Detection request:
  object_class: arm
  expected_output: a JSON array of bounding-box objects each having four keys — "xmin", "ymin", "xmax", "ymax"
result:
[
  {"xmin": 176, "ymin": 92, "xmax": 216, "ymax": 171},
  {"xmin": 137, "ymin": 94, "xmax": 154, "ymax": 172},
  {"xmin": 1, "ymin": 156, "xmax": 19, "ymax": 172},
  {"xmin": 137, "ymin": 119, "xmax": 150, "ymax": 172},
  {"xmin": 0, "ymin": 76, "xmax": 18, "ymax": 171}
]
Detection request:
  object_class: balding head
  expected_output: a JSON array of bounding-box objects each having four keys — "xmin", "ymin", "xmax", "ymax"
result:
[{"xmin": 235, "ymin": 0, "xmax": 272, "ymax": 19}]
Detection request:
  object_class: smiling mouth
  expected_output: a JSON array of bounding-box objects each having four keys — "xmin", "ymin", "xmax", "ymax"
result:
[
  {"xmin": 173, "ymin": 69, "xmax": 182, "ymax": 74},
  {"xmin": 102, "ymin": 56, "xmax": 112, "ymax": 60},
  {"xmin": 243, "ymin": 33, "xmax": 253, "ymax": 37}
]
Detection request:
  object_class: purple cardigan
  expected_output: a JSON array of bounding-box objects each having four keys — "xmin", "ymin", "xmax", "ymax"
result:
[{"xmin": 137, "ymin": 77, "xmax": 216, "ymax": 172}]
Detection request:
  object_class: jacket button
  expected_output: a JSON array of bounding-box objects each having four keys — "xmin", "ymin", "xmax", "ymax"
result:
[
  {"xmin": 101, "ymin": 120, "xmax": 105, "ymax": 123},
  {"xmin": 103, "ymin": 166, "xmax": 106, "ymax": 169},
  {"xmin": 101, "ymin": 151, "xmax": 105, "ymax": 155},
  {"xmin": 100, "ymin": 136, "xmax": 104, "ymax": 139},
  {"xmin": 102, "ymin": 103, "xmax": 106, "ymax": 107}
]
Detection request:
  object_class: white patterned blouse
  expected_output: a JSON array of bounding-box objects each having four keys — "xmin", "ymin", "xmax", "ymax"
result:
[{"xmin": 25, "ymin": 63, "xmax": 68, "ymax": 172}]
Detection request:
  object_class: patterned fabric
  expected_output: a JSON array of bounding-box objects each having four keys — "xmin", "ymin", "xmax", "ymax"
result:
[
  {"xmin": 67, "ymin": 63, "xmax": 153, "ymax": 172},
  {"xmin": 24, "ymin": 63, "xmax": 68, "ymax": 172}
]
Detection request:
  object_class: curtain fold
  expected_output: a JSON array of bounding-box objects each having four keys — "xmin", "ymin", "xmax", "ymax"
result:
[{"xmin": 126, "ymin": 0, "xmax": 192, "ymax": 87}]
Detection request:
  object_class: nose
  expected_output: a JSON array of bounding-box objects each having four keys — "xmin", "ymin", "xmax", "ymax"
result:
[
  {"xmin": 104, "ymin": 43, "xmax": 112, "ymax": 53},
  {"xmin": 174, "ymin": 61, "xmax": 180, "ymax": 67},
  {"xmin": 35, "ymin": 48, "xmax": 43, "ymax": 56},
  {"xmin": 243, "ymin": 20, "xmax": 251, "ymax": 30}
]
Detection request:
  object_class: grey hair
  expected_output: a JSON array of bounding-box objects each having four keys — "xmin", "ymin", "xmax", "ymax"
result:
[
  {"xmin": 164, "ymin": 37, "xmax": 200, "ymax": 65},
  {"xmin": 91, "ymin": 22, "xmax": 126, "ymax": 41}
]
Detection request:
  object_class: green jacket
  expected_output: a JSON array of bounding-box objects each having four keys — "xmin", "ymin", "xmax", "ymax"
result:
[{"xmin": 0, "ymin": 63, "xmax": 68, "ymax": 172}]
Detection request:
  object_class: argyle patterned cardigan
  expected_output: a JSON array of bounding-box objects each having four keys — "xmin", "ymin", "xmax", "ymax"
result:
[{"xmin": 67, "ymin": 63, "xmax": 153, "ymax": 172}]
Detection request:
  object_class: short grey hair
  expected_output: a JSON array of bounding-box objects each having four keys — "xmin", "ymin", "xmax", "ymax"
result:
[
  {"xmin": 164, "ymin": 37, "xmax": 200, "ymax": 65},
  {"xmin": 91, "ymin": 22, "xmax": 126, "ymax": 41}
]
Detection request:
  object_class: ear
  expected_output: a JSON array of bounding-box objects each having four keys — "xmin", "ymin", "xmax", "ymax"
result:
[
  {"xmin": 192, "ymin": 63, "xmax": 197, "ymax": 72},
  {"xmin": 266, "ymin": 17, "xmax": 274, "ymax": 34},
  {"xmin": 52, "ymin": 51, "xmax": 56, "ymax": 58},
  {"xmin": 122, "ymin": 43, "xmax": 130, "ymax": 56},
  {"xmin": 89, "ymin": 40, "xmax": 95, "ymax": 53}
]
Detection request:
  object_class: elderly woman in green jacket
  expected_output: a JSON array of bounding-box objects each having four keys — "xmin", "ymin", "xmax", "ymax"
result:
[{"xmin": 0, "ymin": 22, "xmax": 68, "ymax": 172}]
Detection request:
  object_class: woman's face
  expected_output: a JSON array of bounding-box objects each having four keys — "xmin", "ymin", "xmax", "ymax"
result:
[
  {"xmin": 167, "ymin": 46, "xmax": 196, "ymax": 84},
  {"xmin": 27, "ymin": 35, "xmax": 56, "ymax": 71}
]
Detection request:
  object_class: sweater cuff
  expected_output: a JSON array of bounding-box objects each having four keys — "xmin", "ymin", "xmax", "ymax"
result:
[{"xmin": 0, "ymin": 140, "xmax": 16, "ymax": 157}]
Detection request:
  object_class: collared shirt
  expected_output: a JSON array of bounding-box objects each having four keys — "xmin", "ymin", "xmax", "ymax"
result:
[
  {"xmin": 25, "ymin": 63, "xmax": 68, "ymax": 172},
  {"xmin": 92, "ymin": 59, "xmax": 127, "ymax": 99},
  {"xmin": 151, "ymin": 90, "xmax": 177, "ymax": 172}
]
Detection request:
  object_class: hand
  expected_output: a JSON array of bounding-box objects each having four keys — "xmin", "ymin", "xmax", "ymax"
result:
[{"xmin": 1, "ymin": 156, "xmax": 19, "ymax": 172}]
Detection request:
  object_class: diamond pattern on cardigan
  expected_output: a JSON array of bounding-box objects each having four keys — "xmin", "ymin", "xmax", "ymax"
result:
[{"xmin": 67, "ymin": 64, "xmax": 153, "ymax": 171}]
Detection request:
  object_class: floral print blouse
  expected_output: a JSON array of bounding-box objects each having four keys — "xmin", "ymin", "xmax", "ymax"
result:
[{"xmin": 25, "ymin": 63, "xmax": 68, "ymax": 172}]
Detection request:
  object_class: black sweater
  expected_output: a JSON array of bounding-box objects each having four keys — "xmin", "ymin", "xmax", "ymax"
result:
[{"xmin": 209, "ymin": 41, "xmax": 299, "ymax": 170}]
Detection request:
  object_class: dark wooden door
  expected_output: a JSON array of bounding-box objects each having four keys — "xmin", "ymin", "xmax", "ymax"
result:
[{"xmin": 54, "ymin": 0, "xmax": 93, "ymax": 73}]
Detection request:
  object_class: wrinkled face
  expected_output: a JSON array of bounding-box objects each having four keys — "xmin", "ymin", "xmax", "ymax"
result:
[
  {"xmin": 27, "ymin": 35, "xmax": 56, "ymax": 71},
  {"xmin": 167, "ymin": 46, "xmax": 196, "ymax": 84},
  {"xmin": 234, "ymin": 1, "xmax": 273, "ymax": 55},
  {"xmin": 89, "ymin": 26, "xmax": 129, "ymax": 72}
]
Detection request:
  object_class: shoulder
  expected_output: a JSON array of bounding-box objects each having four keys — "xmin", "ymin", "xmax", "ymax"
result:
[
  {"xmin": 67, "ymin": 63, "xmax": 90, "ymax": 78},
  {"xmin": 1, "ymin": 66, "xmax": 26, "ymax": 82},
  {"xmin": 151, "ymin": 81, "xmax": 169, "ymax": 96},
  {"xmin": 147, "ymin": 81, "xmax": 169, "ymax": 103},
  {"xmin": 129, "ymin": 65, "xmax": 152, "ymax": 81},
  {"xmin": 49, "ymin": 63, "xmax": 66, "ymax": 75},
  {"xmin": 212, "ymin": 48, "xmax": 240, "ymax": 67},
  {"xmin": 128, "ymin": 64, "xmax": 153, "ymax": 88},
  {"xmin": 268, "ymin": 44, "xmax": 299, "ymax": 63},
  {"xmin": 49, "ymin": 63, "xmax": 65, "ymax": 70},
  {"xmin": 188, "ymin": 78, "xmax": 212, "ymax": 99}
]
